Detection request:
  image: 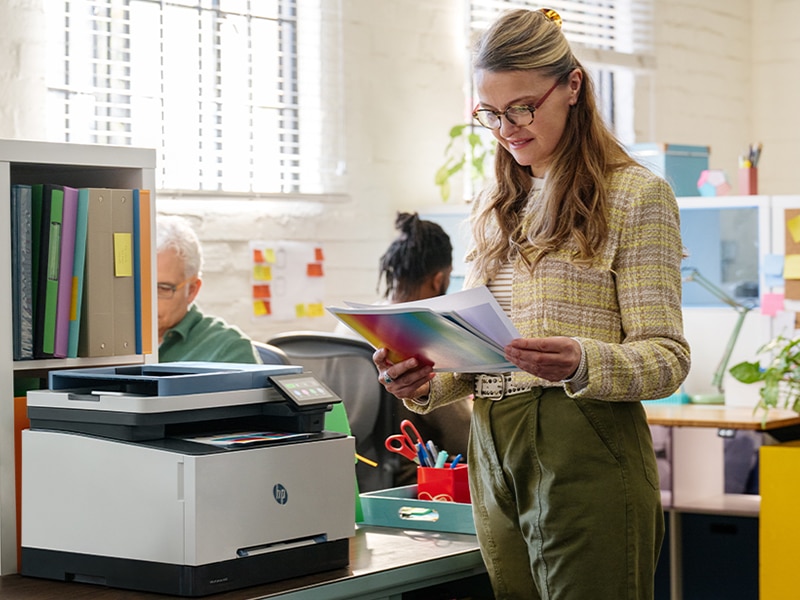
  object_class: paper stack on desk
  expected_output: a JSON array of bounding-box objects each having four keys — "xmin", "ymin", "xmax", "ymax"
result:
[{"xmin": 327, "ymin": 286, "xmax": 520, "ymax": 372}]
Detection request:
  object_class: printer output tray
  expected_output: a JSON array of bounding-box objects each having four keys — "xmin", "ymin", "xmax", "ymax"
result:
[{"xmin": 22, "ymin": 539, "xmax": 350, "ymax": 597}]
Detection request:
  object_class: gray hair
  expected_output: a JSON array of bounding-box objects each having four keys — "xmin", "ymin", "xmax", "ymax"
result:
[{"xmin": 156, "ymin": 215, "xmax": 204, "ymax": 279}]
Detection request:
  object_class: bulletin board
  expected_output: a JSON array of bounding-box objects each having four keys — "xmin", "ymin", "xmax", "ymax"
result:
[
  {"xmin": 784, "ymin": 210, "xmax": 800, "ymax": 301},
  {"xmin": 783, "ymin": 209, "xmax": 800, "ymax": 328},
  {"xmin": 250, "ymin": 240, "xmax": 326, "ymax": 321}
]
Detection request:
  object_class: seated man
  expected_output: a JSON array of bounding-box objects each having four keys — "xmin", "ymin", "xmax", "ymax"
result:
[{"xmin": 157, "ymin": 215, "xmax": 260, "ymax": 364}]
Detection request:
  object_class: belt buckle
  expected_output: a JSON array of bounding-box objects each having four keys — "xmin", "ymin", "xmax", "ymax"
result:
[{"xmin": 477, "ymin": 374, "xmax": 506, "ymax": 401}]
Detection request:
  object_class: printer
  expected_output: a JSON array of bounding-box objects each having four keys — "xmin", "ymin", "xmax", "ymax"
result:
[{"xmin": 21, "ymin": 362, "xmax": 355, "ymax": 596}]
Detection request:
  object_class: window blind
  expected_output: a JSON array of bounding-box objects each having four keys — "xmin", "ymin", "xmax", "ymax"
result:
[
  {"xmin": 467, "ymin": 0, "xmax": 654, "ymax": 138},
  {"xmin": 45, "ymin": 0, "xmax": 342, "ymax": 194}
]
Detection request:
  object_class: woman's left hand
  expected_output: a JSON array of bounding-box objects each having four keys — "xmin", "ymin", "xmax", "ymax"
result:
[{"xmin": 505, "ymin": 336, "xmax": 582, "ymax": 382}]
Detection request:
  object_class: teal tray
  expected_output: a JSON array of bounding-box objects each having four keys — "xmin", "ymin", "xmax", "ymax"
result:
[{"xmin": 359, "ymin": 485, "xmax": 476, "ymax": 535}]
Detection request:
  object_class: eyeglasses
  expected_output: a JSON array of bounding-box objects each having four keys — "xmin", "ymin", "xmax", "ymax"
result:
[
  {"xmin": 157, "ymin": 278, "xmax": 193, "ymax": 299},
  {"xmin": 472, "ymin": 79, "xmax": 562, "ymax": 130}
]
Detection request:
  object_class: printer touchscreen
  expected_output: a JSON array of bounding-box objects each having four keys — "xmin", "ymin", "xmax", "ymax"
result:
[{"xmin": 270, "ymin": 372, "xmax": 341, "ymax": 408}]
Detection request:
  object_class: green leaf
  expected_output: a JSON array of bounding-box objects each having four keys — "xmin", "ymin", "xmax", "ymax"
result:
[
  {"xmin": 439, "ymin": 179, "xmax": 451, "ymax": 201},
  {"xmin": 467, "ymin": 132, "xmax": 482, "ymax": 149},
  {"xmin": 729, "ymin": 361, "xmax": 764, "ymax": 384},
  {"xmin": 434, "ymin": 163, "xmax": 452, "ymax": 186},
  {"xmin": 449, "ymin": 124, "xmax": 468, "ymax": 138},
  {"xmin": 472, "ymin": 154, "xmax": 485, "ymax": 176},
  {"xmin": 447, "ymin": 157, "xmax": 465, "ymax": 177}
]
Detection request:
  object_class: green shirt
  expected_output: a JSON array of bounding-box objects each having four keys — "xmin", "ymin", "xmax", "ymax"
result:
[{"xmin": 158, "ymin": 304, "xmax": 260, "ymax": 364}]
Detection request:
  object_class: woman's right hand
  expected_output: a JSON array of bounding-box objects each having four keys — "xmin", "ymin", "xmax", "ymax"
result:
[{"xmin": 373, "ymin": 347, "xmax": 435, "ymax": 400}]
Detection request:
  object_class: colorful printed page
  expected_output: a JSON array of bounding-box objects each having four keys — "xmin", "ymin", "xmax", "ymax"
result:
[
  {"xmin": 181, "ymin": 431, "xmax": 313, "ymax": 449},
  {"xmin": 328, "ymin": 289, "xmax": 520, "ymax": 373},
  {"xmin": 344, "ymin": 285, "xmax": 519, "ymax": 348}
]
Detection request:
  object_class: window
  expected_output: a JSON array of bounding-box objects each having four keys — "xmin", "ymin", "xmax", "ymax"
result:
[
  {"xmin": 468, "ymin": 0, "xmax": 654, "ymax": 143},
  {"xmin": 45, "ymin": 0, "xmax": 343, "ymax": 195}
]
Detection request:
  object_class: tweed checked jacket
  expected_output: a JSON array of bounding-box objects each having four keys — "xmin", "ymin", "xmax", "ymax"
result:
[{"xmin": 407, "ymin": 164, "xmax": 691, "ymax": 413}]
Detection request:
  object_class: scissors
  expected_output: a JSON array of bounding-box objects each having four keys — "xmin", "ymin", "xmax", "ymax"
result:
[{"xmin": 385, "ymin": 419, "xmax": 425, "ymax": 463}]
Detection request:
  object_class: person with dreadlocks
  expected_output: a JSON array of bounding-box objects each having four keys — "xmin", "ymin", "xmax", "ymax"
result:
[
  {"xmin": 337, "ymin": 211, "xmax": 472, "ymax": 486},
  {"xmin": 377, "ymin": 212, "xmax": 472, "ymax": 485}
]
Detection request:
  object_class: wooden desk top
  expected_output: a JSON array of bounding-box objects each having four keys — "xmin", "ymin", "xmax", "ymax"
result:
[
  {"xmin": 0, "ymin": 526, "xmax": 484, "ymax": 600},
  {"xmin": 645, "ymin": 403, "xmax": 800, "ymax": 431}
]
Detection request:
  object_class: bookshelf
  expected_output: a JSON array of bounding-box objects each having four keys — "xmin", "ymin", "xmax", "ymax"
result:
[{"xmin": 0, "ymin": 139, "xmax": 157, "ymax": 574}]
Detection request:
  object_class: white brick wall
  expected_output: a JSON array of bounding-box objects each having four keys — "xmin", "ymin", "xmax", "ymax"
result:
[
  {"xmin": 0, "ymin": 1, "xmax": 47, "ymax": 140},
  {"xmin": 2, "ymin": 0, "xmax": 799, "ymax": 347}
]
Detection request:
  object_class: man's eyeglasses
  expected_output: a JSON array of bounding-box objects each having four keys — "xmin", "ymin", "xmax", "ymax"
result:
[
  {"xmin": 472, "ymin": 79, "xmax": 562, "ymax": 130},
  {"xmin": 157, "ymin": 278, "xmax": 192, "ymax": 299}
]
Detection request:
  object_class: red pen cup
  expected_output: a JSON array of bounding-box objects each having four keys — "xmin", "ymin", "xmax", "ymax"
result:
[
  {"xmin": 417, "ymin": 463, "xmax": 470, "ymax": 503},
  {"xmin": 738, "ymin": 167, "xmax": 758, "ymax": 195}
]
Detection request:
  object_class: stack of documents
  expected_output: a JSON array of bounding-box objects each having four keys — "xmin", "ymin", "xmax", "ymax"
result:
[{"xmin": 327, "ymin": 286, "xmax": 520, "ymax": 372}]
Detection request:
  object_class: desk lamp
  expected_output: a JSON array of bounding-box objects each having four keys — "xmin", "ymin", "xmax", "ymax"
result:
[{"xmin": 682, "ymin": 266, "xmax": 756, "ymax": 404}]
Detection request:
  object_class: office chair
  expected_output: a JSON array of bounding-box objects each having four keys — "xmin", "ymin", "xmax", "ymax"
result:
[
  {"xmin": 251, "ymin": 341, "xmax": 291, "ymax": 365},
  {"xmin": 266, "ymin": 331, "xmax": 400, "ymax": 492}
]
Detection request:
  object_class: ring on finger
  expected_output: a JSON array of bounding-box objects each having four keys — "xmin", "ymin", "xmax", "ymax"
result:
[{"xmin": 383, "ymin": 372, "xmax": 393, "ymax": 384}]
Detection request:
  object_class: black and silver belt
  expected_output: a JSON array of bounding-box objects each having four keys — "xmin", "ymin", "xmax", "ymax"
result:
[{"xmin": 473, "ymin": 373, "xmax": 534, "ymax": 400}]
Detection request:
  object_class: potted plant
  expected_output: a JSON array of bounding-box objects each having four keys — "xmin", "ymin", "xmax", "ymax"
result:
[
  {"xmin": 434, "ymin": 124, "xmax": 495, "ymax": 202},
  {"xmin": 729, "ymin": 334, "xmax": 800, "ymax": 416}
]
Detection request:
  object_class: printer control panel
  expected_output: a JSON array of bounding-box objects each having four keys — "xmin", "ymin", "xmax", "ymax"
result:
[{"xmin": 270, "ymin": 373, "xmax": 341, "ymax": 409}]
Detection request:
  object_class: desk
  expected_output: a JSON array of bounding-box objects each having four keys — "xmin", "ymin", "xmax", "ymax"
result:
[
  {"xmin": 0, "ymin": 526, "xmax": 488, "ymax": 600},
  {"xmin": 645, "ymin": 404, "xmax": 800, "ymax": 600}
]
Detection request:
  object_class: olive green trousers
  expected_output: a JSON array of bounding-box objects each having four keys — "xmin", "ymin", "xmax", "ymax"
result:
[{"xmin": 468, "ymin": 387, "xmax": 664, "ymax": 599}]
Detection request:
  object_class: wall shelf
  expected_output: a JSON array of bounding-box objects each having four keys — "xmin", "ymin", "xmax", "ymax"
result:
[{"xmin": 0, "ymin": 139, "xmax": 157, "ymax": 574}]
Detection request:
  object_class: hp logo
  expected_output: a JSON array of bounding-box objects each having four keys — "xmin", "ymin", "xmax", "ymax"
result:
[{"xmin": 273, "ymin": 483, "xmax": 288, "ymax": 505}]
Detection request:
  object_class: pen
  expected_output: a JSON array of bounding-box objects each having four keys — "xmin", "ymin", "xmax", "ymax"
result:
[
  {"xmin": 426, "ymin": 440, "xmax": 439, "ymax": 463},
  {"xmin": 417, "ymin": 442, "xmax": 433, "ymax": 467},
  {"xmin": 450, "ymin": 453, "xmax": 463, "ymax": 468},
  {"xmin": 434, "ymin": 451, "xmax": 449, "ymax": 469}
]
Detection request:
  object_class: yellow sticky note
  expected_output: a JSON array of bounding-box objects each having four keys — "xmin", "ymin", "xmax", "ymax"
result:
[
  {"xmin": 784, "ymin": 255, "xmax": 800, "ymax": 280},
  {"xmin": 788, "ymin": 215, "xmax": 800, "ymax": 244},
  {"xmin": 264, "ymin": 248, "xmax": 276, "ymax": 263},
  {"xmin": 114, "ymin": 233, "xmax": 133, "ymax": 277},
  {"xmin": 253, "ymin": 264, "xmax": 272, "ymax": 281},
  {"xmin": 253, "ymin": 300, "xmax": 268, "ymax": 316},
  {"xmin": 295, "ymin": 304, "xmax": 307, "ymax": 318},
  {"xmin": 307, "ymin": 303, "xmax": 325, "ymax": 317}
]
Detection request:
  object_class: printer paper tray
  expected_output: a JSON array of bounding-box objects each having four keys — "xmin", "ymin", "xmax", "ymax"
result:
[{"xmin": 21, "ymin": 540, "xmax": 349, "ymax": 597}]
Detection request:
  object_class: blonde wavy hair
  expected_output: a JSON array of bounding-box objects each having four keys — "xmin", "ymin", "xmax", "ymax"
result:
[{"xmin": 469, "ymin": 9, "xmax": 636, "ymax": 281}]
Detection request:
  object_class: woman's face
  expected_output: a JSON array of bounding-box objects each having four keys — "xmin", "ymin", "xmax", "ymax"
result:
[{"xmin": 474, "ymin": 68, "xmax": 581, "ymax": 177}]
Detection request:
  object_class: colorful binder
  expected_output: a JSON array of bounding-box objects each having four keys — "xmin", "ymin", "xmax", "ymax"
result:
[
  {"xmin": 35, "ymin": 184, "xmax": 65, "ymax": 358},
  {"xmin": 67, "ymin": 188, "xmax": 90, "ymax": 358},
  {"xmin": 11, "ymin": 184, "xmax": 34, "ymax": 360},
  {"xmin": 78, "ymin": 188, "xmax": 114, "ymax": 357},
  {"xmin": 133, "ymin": 189, "xmax": 153, "ymax": 355},
  {"xmin": 53, "ymin": 186, "xmax": 78, "ymax": 358},
  {"xmin": 111, "ymin": 188, "xmax": 136, "ymax": 355},
  {"xmin": 30, "ymin": 184, "xmax": 44, "ymax": 320}
]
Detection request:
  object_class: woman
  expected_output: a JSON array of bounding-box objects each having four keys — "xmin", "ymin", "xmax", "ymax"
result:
[{"xmin": 373, "ymin": 8, "xmax": 690, "ymax": 599}]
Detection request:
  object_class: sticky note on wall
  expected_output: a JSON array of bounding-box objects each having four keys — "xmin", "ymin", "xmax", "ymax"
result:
[
  {"xmin": 788, "ymin": 214, "xmax": 800, "ymax": 244},
  {"xmin": 784, "ymin": 255, "xmax": 800, "ymax": 280}
]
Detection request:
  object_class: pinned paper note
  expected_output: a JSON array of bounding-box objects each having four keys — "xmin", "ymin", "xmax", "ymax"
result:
[
  {"xmin": 763, "ymin": 254, "xmax": 785, "ymax": 287},
  {"xmin": 761, "ymin": 293, "xmax": 785, "ymax": 317},
  {"xmin": 788, "ymin": 214, "xmax": 800, "ymax": 244},
  {"xmin": 785, "ymin": 255, "xmax": 800, "ymax": 280},
  {"xmin": 784, "ymin": 209, "xmax": 800, "ymax": 300}
]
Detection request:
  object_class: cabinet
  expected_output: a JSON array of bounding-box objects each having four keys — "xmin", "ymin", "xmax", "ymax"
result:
[
  {"xmin": 645, "ymin": 404, "xmax": 800, "ymax": 600},
  {"xmin": 0, "ymin": 139, "xmax": 157, "ymax": 574},
  {"xmin": 759, "ymin": 440, "xmax": 800, "ymax": 600}
]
